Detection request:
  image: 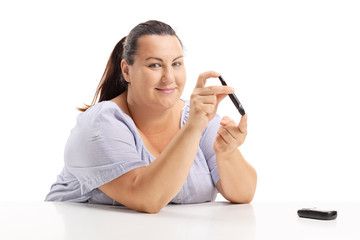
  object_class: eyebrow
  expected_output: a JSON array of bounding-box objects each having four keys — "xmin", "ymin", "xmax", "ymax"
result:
[{"xmin": 145, "ymin": 55, "xmax": 183, "ymax": 62}]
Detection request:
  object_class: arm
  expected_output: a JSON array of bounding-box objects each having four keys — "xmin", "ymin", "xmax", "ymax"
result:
[
  {"xmin": 214, "ymin": 115, "xmax": 257, "ymax": 203},
  {"xmin": 100, "ymin": 123, "xmax": 202, "ymax": 213},
  {"xmin": 99, "ymin": 71, "xmax": 233, "ymax": 213}
]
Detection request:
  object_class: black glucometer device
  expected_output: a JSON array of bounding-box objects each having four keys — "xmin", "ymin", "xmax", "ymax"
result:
[
  {"xmin": 297, "ymin": 208, "xmax": 337, "ymax": 220},
  {"xmin": 218, "ymin": 76, "xmax": 245, "ymax": 116}
]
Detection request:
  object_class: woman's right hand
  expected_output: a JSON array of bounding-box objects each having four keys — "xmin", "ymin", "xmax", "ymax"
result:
[{"xmin": 187, "ymin": 71, "xmax": 234, "ymax": 131}]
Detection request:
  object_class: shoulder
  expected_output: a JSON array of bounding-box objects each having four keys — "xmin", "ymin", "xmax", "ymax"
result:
[
  {"xmin": 76, "ymin": 101, "xmax": 137, "ymax": 136},
  {"xmin": 82, "ymin": 101, "xmax": 129, "ymax": 122},
  {"xmin": 82, "ymin": 101, "xmax": 122, "ymax": 119}
]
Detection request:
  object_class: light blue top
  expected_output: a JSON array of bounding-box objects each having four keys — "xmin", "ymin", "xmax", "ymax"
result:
[{"xmin": 45, "ymin": 100, "xmax": 221, "ymax": 205}]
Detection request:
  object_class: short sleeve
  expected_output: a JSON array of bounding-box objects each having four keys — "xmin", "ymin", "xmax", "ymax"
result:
[
  {"xmin": 199, "ymin": 114, "xmax": 221, "ymax": 185},
  {"xmin": 64, "ymin": 102, "xmax": 148, "ymax": 196}
]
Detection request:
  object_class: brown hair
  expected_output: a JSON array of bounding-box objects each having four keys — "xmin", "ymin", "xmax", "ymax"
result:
[{"xmin": 78, "ymin": 20, "xmax": 182, "ymax": 112}]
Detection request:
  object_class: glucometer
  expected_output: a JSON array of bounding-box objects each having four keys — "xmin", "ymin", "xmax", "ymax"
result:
[
  {"xmin": 297, "ymin": 208, "xmax": 337, "ymax": 220},
  {"xmin": 218, "ymin": 76, "xmax": 245, "ymax": 116}
]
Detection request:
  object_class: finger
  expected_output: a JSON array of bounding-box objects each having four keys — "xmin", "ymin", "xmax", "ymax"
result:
[
  {"xmin": 220, "ymin": 120, "xmax": 247, "ymax": 147},
  {"xmin": 214, "ymin": 134, "xmax": 228, "ymax": 150},
  {"xmin": 216, "ymin": 93, "xmax": 228, "ymax": 103},
  {"xmin": 195, "ymin": 71, "xmax": 221, "ymax": 88},
  {"xmin": 221, "ymin": 122, "xmax": 240, "ymax": 140},
  {"xmin": 238, "ymin": 114, "xmax": 248, "ymax": 134},
  {"xmin": 220, "ymin": 116, "xmax": 234, "ymax": 126},
  {"xmin": 217, "ymin": 127, "xmax": 235, "ymax": 144},
  {"xmin": 197, "ymin": 85, "xmax": 234, "ymax": 96},
  {"xmin": 216, "ymin": 130, "xmax": 229, "ymax": 145},
  {"xmin": 199, "ymin": 101, "xmax": 216, "ymax": 113},
  {"xmin": 215, "ymin": 93, "xmax": 228, "ymax": 110},
  {"xmin": 192, "ymin": 94, "xmax": 217, "ymax": 105}
]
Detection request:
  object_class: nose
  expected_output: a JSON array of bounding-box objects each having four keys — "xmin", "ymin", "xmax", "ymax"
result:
[{"xmin": 161, "ymin": 67, "xmax": 175, "ymax": 84}]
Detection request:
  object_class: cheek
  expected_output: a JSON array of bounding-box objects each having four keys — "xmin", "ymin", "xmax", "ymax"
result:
[
  {"xmin": 130, "ymin": 68, "xmax": 157, "ymax": 88},
  {"xmin": 176, "ymin": 70, "xmax": 186, "ymax": 86}
]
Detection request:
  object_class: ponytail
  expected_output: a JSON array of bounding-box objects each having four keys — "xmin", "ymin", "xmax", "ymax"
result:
[{"xmin": 77, "ymin": 37, "xmax": 128, "ymax": 112}]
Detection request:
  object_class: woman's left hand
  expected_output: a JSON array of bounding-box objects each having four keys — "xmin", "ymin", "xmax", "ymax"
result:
[{"xmin": 213, "ymin": 114, "xmax": 248, "ymax": 157}]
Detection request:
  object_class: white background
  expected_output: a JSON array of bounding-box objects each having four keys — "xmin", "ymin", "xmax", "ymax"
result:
[{"xmin": 0, "ymin": 0, "xmax": 359, "ymax": 203}]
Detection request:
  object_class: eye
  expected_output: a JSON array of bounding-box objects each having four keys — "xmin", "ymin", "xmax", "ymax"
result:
[
  {"xmin": 172, "ymin": 62, "xmax": 182, "ymax": 67},
  {"xmin": 149, "ymin": 63, "xmax": 161, "ymax": 68}
]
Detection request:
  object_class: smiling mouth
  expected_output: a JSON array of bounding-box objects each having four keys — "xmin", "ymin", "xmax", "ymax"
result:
[{"xmin": 155, "ymin": 88, "xmax": 176, "ymax": 94}]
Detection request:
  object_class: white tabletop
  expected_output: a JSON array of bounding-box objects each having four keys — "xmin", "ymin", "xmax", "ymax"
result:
[{"xmin": 0, "ymin": 201, "xmax": 358, "ymax": 239}]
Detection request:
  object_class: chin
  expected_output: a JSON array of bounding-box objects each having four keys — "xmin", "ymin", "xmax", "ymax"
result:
[
  {"xmin": 158, "ymin": 100, "xmax": 178, "ymax": 109},
  {"xmin": 155, "ymin": 96, "xmax": 180, "ymax": 110}
]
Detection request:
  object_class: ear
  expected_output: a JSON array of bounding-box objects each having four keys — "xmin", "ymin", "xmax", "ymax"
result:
[{"xmin": 121, "ymin": 59, "xmax": 130, "ymax": 83}]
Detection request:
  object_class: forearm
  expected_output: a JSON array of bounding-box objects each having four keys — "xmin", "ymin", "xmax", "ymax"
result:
[
  {"xmin": 216, "ymin": 150, "xmax": 257, "ymax": 203},
  {"xmin": 131, "ymin": 123, "xmax": 203, "ymax": 212}
]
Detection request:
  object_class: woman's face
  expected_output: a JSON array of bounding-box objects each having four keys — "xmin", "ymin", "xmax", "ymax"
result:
[{"xmin": 123, "ymin": 35, "xmax": 186, "ymax": 111}]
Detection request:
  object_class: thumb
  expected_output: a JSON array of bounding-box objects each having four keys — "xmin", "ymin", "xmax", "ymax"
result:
[{"xmin": 238, "ymin": 114, "xmax": 248, "ymax": 133}]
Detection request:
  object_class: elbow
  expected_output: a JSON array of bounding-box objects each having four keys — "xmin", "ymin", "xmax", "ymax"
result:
[
  {"xmin": 140, "ymin": 206, "xmax": 162, "ymax": 214},
  {"xmin": 136, "ymin": 199, "xmax": 167, "ymax": 214},
  {"xmin": 238, "ymin": 179, "xmax": 257, "ymax": 204},
  {"xmin": 238, "ymin": 192, "xmax": 255, "ymax": 204},
  {"xmin": 132, "ymin": 190, "xmax": 169, "ymax": 214},
  {"xmin": 114, "ymin": 195, "xmax": 166, "ymax": 214},
  {"xmin": 227, "ymin": 191, "xmax": 255, "ymax": 204},
  {"xmin": 237, "ymin": 170, "xmax": 257, "ymax": 204},
  {"xmin": 222, "ymin": 179, "xmax": 257, "ymax": 204}
]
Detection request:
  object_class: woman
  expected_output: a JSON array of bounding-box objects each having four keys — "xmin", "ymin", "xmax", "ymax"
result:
[{"xmin": 45, "ymin": 20, "xmax": 257, "ymax": 213}]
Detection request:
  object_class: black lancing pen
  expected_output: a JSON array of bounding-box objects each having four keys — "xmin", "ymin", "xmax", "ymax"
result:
[{"xmin": 218, "ymin": 76, "xmax": 246, "ymax": 116}]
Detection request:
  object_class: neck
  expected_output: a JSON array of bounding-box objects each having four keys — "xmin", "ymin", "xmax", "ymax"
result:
[{"xmin": 126, "ymin": 96, "xmax": 182, "ymax": 137}]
